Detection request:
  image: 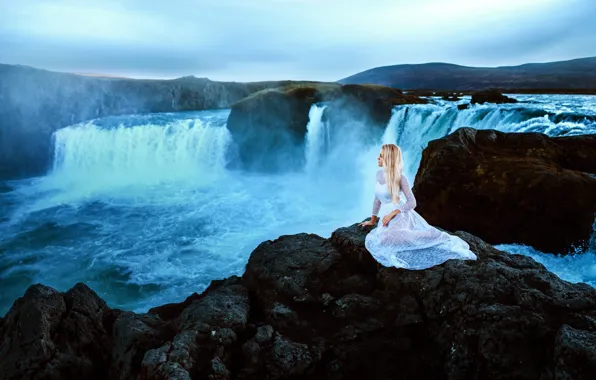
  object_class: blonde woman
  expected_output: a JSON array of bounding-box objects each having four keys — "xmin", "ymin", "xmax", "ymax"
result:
[{"xmin": 358, "ymin": 143, "xmax": 477, "ymax": 269}]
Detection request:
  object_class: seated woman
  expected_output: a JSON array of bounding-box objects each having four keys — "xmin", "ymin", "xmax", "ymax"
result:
[{"xmin": 359, "ymin": 143, "xmax": 477, "ymax": 269}]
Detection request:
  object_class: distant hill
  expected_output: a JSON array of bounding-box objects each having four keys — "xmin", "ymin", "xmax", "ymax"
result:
[{"xmin": 339, "ymin": 57, "xmax": 596, "ymax": 91}]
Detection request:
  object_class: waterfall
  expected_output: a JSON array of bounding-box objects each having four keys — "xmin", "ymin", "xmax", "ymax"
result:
[
  {"xmin": 51, "ymin": 114, "xmax": 231, "ymax": 187},
  {"xmin": 304, "ymin": 104, "xmax": 329, "ymax": 173},
  {"xmin": 380, "ymin": 102, "xmax": 596, "ymax": 177}
]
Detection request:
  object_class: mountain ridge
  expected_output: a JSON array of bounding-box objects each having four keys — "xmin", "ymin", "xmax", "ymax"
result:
[{"xmin": 339, "ymin": 56, "xmax": 596, "ymax": 91}]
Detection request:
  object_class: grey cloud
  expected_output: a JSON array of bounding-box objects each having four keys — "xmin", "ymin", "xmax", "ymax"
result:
[
  {"xmin": 0, "ymin": 0, "xmax": 595, "ymax": 81},
  {"xmin": 455, "ymin": 0, "xmax": 596, "ymax": 65}
]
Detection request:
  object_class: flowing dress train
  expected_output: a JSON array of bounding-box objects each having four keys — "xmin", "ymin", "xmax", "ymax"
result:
[{"xmin": 364, "ymin": 169, "xmax": 477, "ymax": 269}]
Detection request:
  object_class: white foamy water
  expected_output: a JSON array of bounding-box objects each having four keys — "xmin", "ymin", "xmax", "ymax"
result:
[
  {"xmin": 1, "ymin": 95, "xmax": 595, "ymax": 316},
  {"xmin": 304, "ymin": 104, "xmax": 329, "ymax": 174},
  {"xmin": 382, "ymin": 95, "xmax": 596, "ymax": 176},
  {"xmin": 0, "ymin": 109, "xmax": 363, "ymax": 315},
  {"xmin": 52, "ymin": 115, "xmax": 231, "ymax": 188},
  {"xmin": 496, "ymin": 244, "xmax": 596, "ymax": 288}
]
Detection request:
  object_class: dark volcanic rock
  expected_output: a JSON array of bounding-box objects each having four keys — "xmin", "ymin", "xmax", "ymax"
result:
[
  {"xmin": 471, "ymin": 89, "xmax": 518, "ymax": 104},
  {"xmin": 108, "ymin": 310, "xmax": 172, "ymax": 380},
  {"xmin": 441, "ymin": 93, "xmax": 461, "ymax": 101},
  {"xmin": 554, "ymin": 325, "xmax": 596, "ymax": 379},
  {"xmin": 0, "ymin": 283, "xmax": 112, "ymax": 380},
  {"xmin": 414, "ymin": 128, "xmax": 596, "ymax": 254},
  {"xmin": 2, "ymin": 224, "xmax": 596, "ymax": 379},
  {"xmin": 240, "ymin": 224, "xmax": 596, "ymax": 379},
  {"xmin": 119, "ymin": 276, "xmax": 250, "ymax": 380},
  {"xmin": 227, "ymin": 83, "xmax": 426, "ymax": 172}
]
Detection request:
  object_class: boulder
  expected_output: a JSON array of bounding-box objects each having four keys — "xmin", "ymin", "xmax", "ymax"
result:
[
  {"xmin": 240, "ymin": 223, "xmax": 596, "ymax": 379},
  {"xmin": 226, "ymin": 86, "xmax": 322, "ymax": 172},
  {"xmin": 414, "ymin": 128, "xmax": 596, "ymax": 253},
  {"xmin": 441, "ymin": 93, "xmax": 461, "ymax": 101},
  {"xmin": 0, "ymin": 283, "xmax": 112, "ymax": 380},
  {"xmin": 471, "ymin": 89, "xmax": 518, "ymax": 104},
  {"xmin": 2, "ymin": 223, "xmax": 596, "ymax": 379},
  {"xmin": 118, "ymin": 276, "xmax": 250, "ymax": 380}
]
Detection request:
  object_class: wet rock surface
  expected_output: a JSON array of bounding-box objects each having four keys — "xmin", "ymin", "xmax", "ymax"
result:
[
  {"xmin": 414, "ymin": 128, "xmax": 596, "ymax": 254},
  {"xmin": 470, "ymin": 89, "xmax": 518, "ymax": 104},
  {"xmin": 2, "ymin": 222, "xmax": 596, "ymax": 379}
]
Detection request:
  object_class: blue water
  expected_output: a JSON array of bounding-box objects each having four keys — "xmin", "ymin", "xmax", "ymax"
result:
[
  {"xmin": 0, "ymin": 110, "xmax": 361, "ymax": 315},
  {"xmin": 1, "ymin": 95, "xmax": 595, "ymax": 316}
]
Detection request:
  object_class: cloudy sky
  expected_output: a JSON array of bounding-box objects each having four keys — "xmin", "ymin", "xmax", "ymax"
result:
[{"xmin": 1, "ymin": 0, "xmax": 595, "ymax": 81}]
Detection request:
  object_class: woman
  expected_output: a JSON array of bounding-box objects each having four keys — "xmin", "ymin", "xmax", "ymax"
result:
[{"xmin": 358, "ymin": 144, "xmax": 477, "ymax": 269}]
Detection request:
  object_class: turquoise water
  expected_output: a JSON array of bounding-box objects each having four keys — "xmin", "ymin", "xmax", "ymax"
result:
[{"xmin": 1, "ymin": 95, "xmax": 595, "ymax": 315}]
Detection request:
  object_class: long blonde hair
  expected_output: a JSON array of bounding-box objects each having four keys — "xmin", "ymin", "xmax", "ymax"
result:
[{"xmin": 381, "ymin": 144, "xmax": 404, "ymax": 204}]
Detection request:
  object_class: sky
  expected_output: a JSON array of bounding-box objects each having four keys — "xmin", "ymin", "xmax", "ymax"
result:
[{"xmin": 1, "ymin": 0, "xmax": 595, "ymax": 82}]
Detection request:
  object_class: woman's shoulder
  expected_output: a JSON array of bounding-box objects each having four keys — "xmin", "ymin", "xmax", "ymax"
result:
[{"xmin": 375, "ymin": 169, "xmax": 385, "ymax": 184}]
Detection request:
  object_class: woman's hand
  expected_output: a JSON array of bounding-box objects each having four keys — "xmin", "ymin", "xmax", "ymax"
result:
[
  {"xmin": 382, "ymin": 210, "xmax": 400, "ymax": 227},
  {"xmin": 358, "ymin": 216, "xmax": 378, "ymax": 228}
]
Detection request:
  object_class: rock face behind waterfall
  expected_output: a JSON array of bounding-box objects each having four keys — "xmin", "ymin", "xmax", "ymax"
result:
[
  {"xmin": 2, "ymin": 223, "xmax": 596, "ymax": 379},
  {"xmin": 414, "ymin": 128, "xmax": 596, "ymax": 254},
  {"xmin": 226, "ymin": 83, "xmax": 426, "ymax": 172},
  {"xmin": 0, "ymin": 64, "xmax": 325, "ymax": 179},
  {"xmin": 226, "ymin": 86, "xmax": 321, "ymax": 172}
]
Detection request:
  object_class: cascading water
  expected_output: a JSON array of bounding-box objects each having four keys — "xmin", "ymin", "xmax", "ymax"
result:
[
  {"xmin": 1, "ymin": 94, "xmax": 595, "ymax": 317},
  {"xmin": 304, "ymin": 104, "xmax": 328, "ymax": 174},
  {"xmin": 52, "ymin": 114, "xmax": 231, "ymax": 188},
  {"xmin": 381, "ymin": 95, "xmax": 596, "ymax": 177},
  {"xmin": 0, "ymin": 109, "xmax": 361, "ymax": 316}
]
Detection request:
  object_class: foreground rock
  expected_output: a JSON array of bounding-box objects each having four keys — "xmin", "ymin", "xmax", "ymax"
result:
[
  {"xmin": 0, "ymin": 283, "xmax": 113, "ymax": 379},
  {"xmin": 414, "ymin": 128, "xmax": 596, "ymax": 254},
  {"xmin": 2, "ymin": 223, "xmax": 596, "ymax": 379},
  {"xmin": 227, "ymin": 84, "xmax": 426, "ymax": 172},
  {"xmin": 470, "ymin": 89, "xmax": 518, "ymax": 104}
]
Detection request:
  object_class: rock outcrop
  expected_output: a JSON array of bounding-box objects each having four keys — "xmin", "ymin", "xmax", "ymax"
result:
[
  {"xmin": 226, "ymin": 86, "xmax": 323, "ymax": 172},
  {"xmin": 441, "ymin": 93, "xmax": 462, "ymax": 101},
  {"xmin": 414, "ymin": 128, "xmax": 596, "ymax": 254},
  {"xmin": 0, "ymin": 64, "xmax": 324, "ymax": 179},
  {"xmin": 470, "ymin": 89, "xmax": 518, "ymax": 104},
  {"xmin": 2, "ymin": 222, "xmax": 596, "ymax": 379},
  {"xmin": 0, "ymin": 283, "xmax": 113, "ymax": 379},
  {"xmin": 226, "ymin": 83, "xmax": 426, "ymax": 172}
]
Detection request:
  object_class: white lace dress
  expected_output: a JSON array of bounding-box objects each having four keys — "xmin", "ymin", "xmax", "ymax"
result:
[{"xmin": 364, "ymin": 169, "xmax": 477, "ymax": 269}]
